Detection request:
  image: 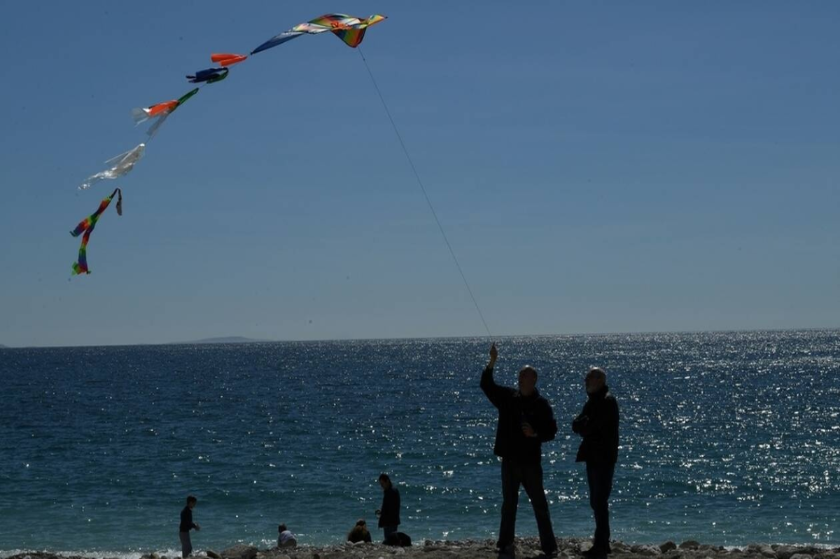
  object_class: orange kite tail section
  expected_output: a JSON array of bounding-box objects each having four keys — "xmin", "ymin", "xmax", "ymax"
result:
[
  {"xmin": 211, "ymin": 53, "xmax": 248, "ymax": 67},
  {"xmin": 147, "ymin": 100, "xmax": 179, "ymax": 117}
]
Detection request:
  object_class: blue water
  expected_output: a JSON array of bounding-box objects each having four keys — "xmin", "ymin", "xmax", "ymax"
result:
[{"xmin": 1, "ymin": 331, "xmax": 839, "ymax": 555}]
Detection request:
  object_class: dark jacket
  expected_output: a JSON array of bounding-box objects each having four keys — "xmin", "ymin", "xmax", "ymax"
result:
[
  {"xmin": 378, "ymin": 486, "xmax": 400, "ymax": 528},
  {"xmin": 480, "ymin": 365, "xmax": 558, "ymax": 464},
  {"xmin": 572, "ymin": 385, "xmax": 619, "ymax": 464},
  {"xmin": 179, "ymin": 506, "xmax": 197, "ymax": 532},
  {"xmin": 347, "ymin": 526, "xmax": 372, "ymax": 543}
]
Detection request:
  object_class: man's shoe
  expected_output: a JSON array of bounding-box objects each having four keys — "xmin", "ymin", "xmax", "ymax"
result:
[{"xmin": 583, "ymin": 547, "xmax": 607, "ymax": 559}]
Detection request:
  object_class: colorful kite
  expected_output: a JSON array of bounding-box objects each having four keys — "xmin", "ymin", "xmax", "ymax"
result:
[
  {"xmin": 70, "ymin": 188, "xmax": 123, "ymax": 275},
  {"xmin": 79, "ymin": 143, "xmax": 145, "ymax": 190},
  {"xmin": 187, "ymin": 67, "xmax": 229, "ymax": 84},
  {"xmin": 251, "ymin": 13, "xmax": 387, "ymax": 55},
  {"xmin": 70, "ymin": 11, "xmax": 389, "ymax": 273}
]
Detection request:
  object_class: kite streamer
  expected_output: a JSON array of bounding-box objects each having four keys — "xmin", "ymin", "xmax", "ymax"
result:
[
  {"xmin": 79, "ymin": 144, "xmax": 145, "ymax": 190},
  {"xmin": 70, "ymin": 188, "xmax": 122, "ymax": 276}
]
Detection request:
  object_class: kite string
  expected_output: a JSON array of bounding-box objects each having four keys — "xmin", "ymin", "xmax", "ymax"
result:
[{"xmin": 357, "ymin": 47, "xmax": 493, "ymax": 340}]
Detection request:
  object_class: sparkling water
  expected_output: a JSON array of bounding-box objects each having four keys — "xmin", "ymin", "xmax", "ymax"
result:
[{"xmin": 1, "ymin": 331, "xmax": 838, "ymax": 554}]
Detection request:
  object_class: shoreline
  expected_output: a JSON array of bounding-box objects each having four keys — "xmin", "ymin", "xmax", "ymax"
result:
[{"xmin": 6, "ymin": 539, "xmax": 840, "ymax": 559}]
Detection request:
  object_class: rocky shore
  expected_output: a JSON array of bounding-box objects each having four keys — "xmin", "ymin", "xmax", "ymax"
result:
[{"xmin": 7, "ymin": 539, "xmax": 840, "ymax": 559}]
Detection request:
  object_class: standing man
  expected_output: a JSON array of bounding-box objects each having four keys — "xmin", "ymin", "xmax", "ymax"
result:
[
  {"xmin": 179, "ymin": 495, "xmax": 200, "ymax": 558},
  {"xmin": 376, "ymin": 473, "xmax": 401, "ymax": 543},
  {"xmin": 572, "ymin": 367, "xmax": 619, "ymax": 558},
  {"xmin": 481, "ymin": 343, "xmax": 558, "ymax": 556}
]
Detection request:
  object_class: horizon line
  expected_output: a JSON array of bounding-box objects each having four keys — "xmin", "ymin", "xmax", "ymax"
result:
[{"xmin": 1, "ymin": 325, "xmax": 838, "ymax": 350}]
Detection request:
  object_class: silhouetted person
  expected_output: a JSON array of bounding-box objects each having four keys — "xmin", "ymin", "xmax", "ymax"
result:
[
  {"xmin": 179, "ymin": 495, "xmax": 200, "ymax": 558},
  {"xmin": 277, "ymin": 523, "xmax": 297, "ymax": 547},
  {"xmin": 347, "ymin": 519, "xmax": 373, "ymax": 543},
  {"xmin": 376, "ymin": 473, "xmax": 401, "ymax": 542},
  {"xmin": 572, "ymin": 367, "xmax": 619, "ymax": 559},
  {"xmin": 480, "ymin": 343, "xmax": 558, "ymax": 556}
]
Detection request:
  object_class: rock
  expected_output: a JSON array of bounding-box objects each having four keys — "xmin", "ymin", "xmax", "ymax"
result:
[
  {"xmin": 632, "ymin": 545, "xmax": 663, "ymax": 556},
  {"xmin": 220, "ymin": 545, "xmax": 258, "ymax": 559},
  {"xmin": 206, "ymin": 551, "xmax": 222, "ymax": 559},
  {"xmin": 680, "ymin": 541, "xmax": 701, "ymax": 551},
  {"xmin": 661, "ymin": 542, "xmax": 678, "ymax": 553},
  {"xmin": 776, "ymin": 547, "xmax": 804, "ymax": 559},
  {"xmin": 790, "ymin": 555, "xmax": 813, "ymax": 559}
]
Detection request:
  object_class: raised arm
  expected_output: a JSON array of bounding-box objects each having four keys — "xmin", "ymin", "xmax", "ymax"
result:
[{"xmin": 480, "ymin": 343, "xmax": 513, "ymax": 408}]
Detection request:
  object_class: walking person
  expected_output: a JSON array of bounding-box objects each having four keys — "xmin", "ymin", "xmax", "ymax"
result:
[
  {"xmin": 179, "ymin": 495, "xmax": 200, "ymax": 558},
  {"xmin": 480, "ymin": 343, "xmax": 558, "ymax": 556},
  {"xmin": 572, "ymin": 367, "xmax": 619, "ymax": 558}
]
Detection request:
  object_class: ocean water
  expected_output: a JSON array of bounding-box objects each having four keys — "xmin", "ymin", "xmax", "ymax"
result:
[{"xmin": 1, "ymin": 331, "xmax": 839, "ymax": 555}]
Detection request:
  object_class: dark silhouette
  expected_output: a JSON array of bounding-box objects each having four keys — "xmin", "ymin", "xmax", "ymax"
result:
[
  {"xmin": 179, "ymin": 496, "xmax": 200, "ymax": 558},
  {"xmin": 480, "ymin": 343, "xmax": 558, "ymax": 556},
  {"xmin": 573, "ymin": 367, "xmax": 620, "ymax": 559},
  {"xmin": 384, "ymin": 531, "xmax": 413, "ymax": 547},
  {"xmin": 347, "ymin": 519, "xmax": 373, "ymax": 543},
  {"xmin": 376, "ymin": 473, "xmax": 401, "ymax": 542},
  {"xmin": 277, "ymin": 523, "xmax": 297, "ymax": 547}
]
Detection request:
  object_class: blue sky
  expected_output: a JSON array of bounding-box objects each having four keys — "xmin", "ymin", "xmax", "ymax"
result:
[{"xmin": 0, "ymin": 1, "xmax": 838, "ymax": 347}]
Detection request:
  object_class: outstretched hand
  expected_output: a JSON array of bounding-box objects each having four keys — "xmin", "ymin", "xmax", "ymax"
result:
[{"xmin": 488, "ymin": 343, "xmax": 498, "ymax": 367}]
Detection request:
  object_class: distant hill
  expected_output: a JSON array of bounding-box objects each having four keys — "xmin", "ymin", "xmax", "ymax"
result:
[
  {"xmin": 179, "ymin": 336, "xmax": 271, "ymax": 345},
  {"xmin": 0, "ymin": 344, "xmax": 7, "ymax": 348}
]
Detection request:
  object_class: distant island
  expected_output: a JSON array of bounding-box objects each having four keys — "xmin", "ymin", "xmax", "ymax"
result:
[
  {"xmin": 0, "ymin": 344, "xmax": 7, "ymax": 348},
  {"xmin": 177, "ymin": 336, "xmax": 271, "ymax": 345}
]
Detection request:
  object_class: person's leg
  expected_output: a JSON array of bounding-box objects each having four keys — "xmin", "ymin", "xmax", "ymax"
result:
[
  {"xmin": 498, "ymin": 458, "xmax": 521, "ymax": 549},
  {"xmin": 521, "ymin": 462, "xmax": 557, "ymax": 554},
  {"xmin": 587, "ymin": 462, "xmax": 614, "ymax": 552},
  {"xmin": 179, "ymin": 532, "xmax": 192, "ymax": 558}
]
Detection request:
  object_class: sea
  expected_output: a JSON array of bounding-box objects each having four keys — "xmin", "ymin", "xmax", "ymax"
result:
[{"xmin": 1, "ymin": 330, "xmax": 838, "ymax": 556}]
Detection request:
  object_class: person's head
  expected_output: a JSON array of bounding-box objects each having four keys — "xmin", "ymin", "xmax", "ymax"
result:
[
  {"xmin": 518, "ymin": 366, "xmax": 538, "ymax": 396},
  {"xmin": 378, "ymin": 473, "xmax": 392, "ymax": 490},
  {"xmin": 186, "ymin": 496, "xmax": 197, "ymax": 509},
  {"xmin": 278, "ymin": 524, "xmax": 287, "ymax": 533},
  {"xmin": 356, "ymin": 519, "xmax": 367, "ymax": 527},
  {"xmin": 585, "ymin": 367, "xmax": 607, "ymax": 394}
]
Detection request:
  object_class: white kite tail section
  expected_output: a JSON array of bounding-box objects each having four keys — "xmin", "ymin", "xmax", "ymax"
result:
[
  {"xmin": 78, "ymin": 143, "xmax": 145, "ymax": 190},
  {"xmin": 131, "ymin": 107, "xmax": 151, "ymax": 125}
]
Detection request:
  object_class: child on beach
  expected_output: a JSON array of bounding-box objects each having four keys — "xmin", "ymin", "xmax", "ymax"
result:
[
  {"xmin": 179, "ymin": 496, "xmax": 200, "ymax": 558},
  {"xmin": 277, "ymin": 524, "xmax": 297, "ymax": 547},
  {"xmin": 347, "ymin": 519, "xmax": 372, "ymax": 543}
]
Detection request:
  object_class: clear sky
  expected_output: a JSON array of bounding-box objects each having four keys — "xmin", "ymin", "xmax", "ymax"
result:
[{"xmin": 1, "ymin": 1, "xmax": 838, "ymax": 347}]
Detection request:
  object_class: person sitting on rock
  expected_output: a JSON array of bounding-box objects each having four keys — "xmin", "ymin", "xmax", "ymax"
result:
[
  {"xmin": 347, "ymin": 519, "xmax": 373, "ymax": 543},
  {"xmin": 277, "ymin": 524, "xmax": 297, "ymax": 547}
]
